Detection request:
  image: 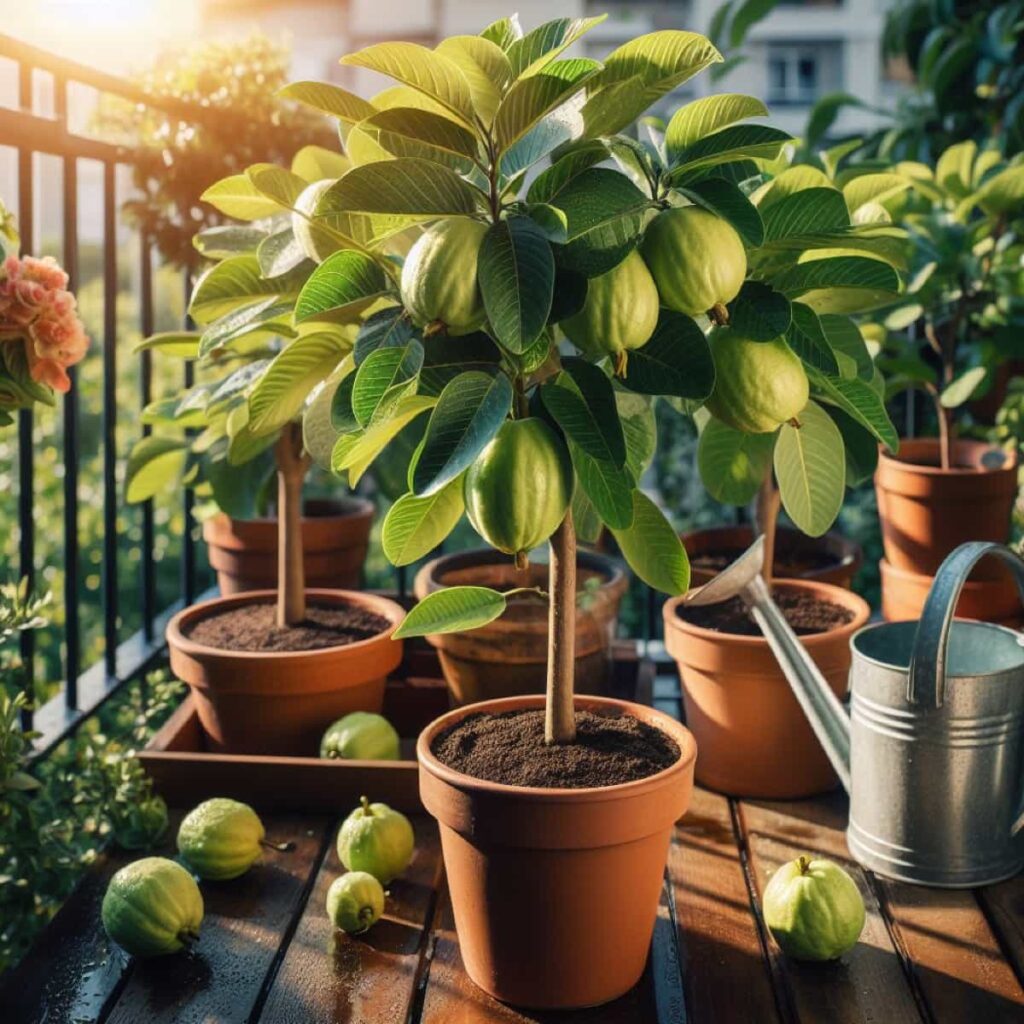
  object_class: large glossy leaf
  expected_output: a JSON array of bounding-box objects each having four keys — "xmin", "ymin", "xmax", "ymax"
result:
[
  {"xmin": 697, "ymin": 417, "xmax": 775, "ymax": 505},
  {"xmin": 382, "ymin": 478, "xmax": 465, "ymax": 566},
  {"xmin": 189, "ymin": 256, "xmax": 305, "ymax": 325},
  {"xmin": 278, "ymin": 81, "xmax": 377, "ymax": 123},
  {"xmin": 200, "ymin": 174, "xmax": 280, "ymax": 221},
  {"xmin": 525, "ymin": 141, "xmax": 607, "ymax": 204},
  {"xmin": 133, "ymin": 332, "xmax": 200, "ymax": 358},
  {"xmin": 418, "ymin": 333, "xmax": 502, "ymax": 395},
  {"xmin": 393, "ymin": 586, "xmax": 506, "ymax": 639},
  {"xmin": 828, "ymin": 405, "xmax": 879, "ymax": 486},
  {"xmin": 354, "ymin": 306, "xmax": 417, "ymax": 365},
  {"xmin": 977, "ymin": 164, "xmax": 1024, "ymax": 215},
  {"xmin": 807, "ymin": 367, "xmax": 898, "ymax": 451},
  {"xmin": 842, "ymin": 173, "xmax": 910, "ymax": 217},
  {"xmin": 193, "ymin": 225, "xmax": 267, "ymax": 259},
  {"xmin": 819, "ymin": 313, "xmax": 872, "ymax": 379},
  {"xmin": 480, "ymin": 15, "xmax": 523, "ymax": 51},
  {"xmin": 246, "ymin": 164, "xmax": 308, "ymax": 210},
  {"xmin": 940, "ymin": 366, "xmax": 987, "ymax": 409},
  {"xmin": 303, "ymin": 363, "xmax": 349, "ymax": 470},
  {"xmin": 727, "ymin": 281, "xmax": 791, "ymax": 341},
  {"xmin": 198, "ymin": 298, "xmax": 296, "ymax": 359},
  {"xmin": 774, "ymin": 400, "xmax": 845, "ymax": 537},
  {"xmin": 435, "ymin": 35, "xmax": 511, "ymax": 125},
  {"xmin": 125, "ymin": 437, "xmax": 189, "ymax": 504},
  {"xmin": 568, "ymin": 437, "xmax": 634, "ymax": 530},
  {"xmin": 773, "ymin": 256, "xmax": 900, "ymax": 309},
  {"xmin": 676, "ymin": 177, "xmax": 764, "ymax": 247},
  {"xmin": 332, "ymin": 394, "xmax": 436, "ymax": 485},
  {"xmin": 323, "ymin": 159, "xmax": 484, "ymax": 218},
  {"xmin": 339, "ymin": 42, "xmax": 476, "ymax": 125},
  {"xmin": 761, "ymin": 187, "xmax": 849, "ymax": 240},
  {"xmin": 295, "ymin": 250, "xmax": 393, "ymax": 323},
  {"xmin": 621, "ymin": 310, "xmax": 714, "ymax": 400},
  {"xmin": 478, "ymin": 217, "xmax": 554, "ymax": 354},
  {"xmin": 412, "ymin": 371, "xmax": 512, "ymax": 496},
  {"xmin": 351, "ymin": 340, "xmax": 424, "ymax": 426},
  {"xmin": 358, "ymin": 107, "xmax": 481, "ymax": 170},
  {"xmin": 248, "ymin": 333, "xmax": 347, "ymax": 436},
  {"xmin": 542, "ymin": 359, "xmax": 625, "ymax": 466},
  {"xmin": 506, "ymin": 16, "xmax": 606, "ymax": 77},
  {"xmin": 664, "ymin": 93, "xmax": 768, "ymax": 163},
  {"xmin": 291, "ymin": 145, "xmax": 351, "ymax": 182},
  {"xmin": 616, "ymin": 389, "xmax": 657, "ymax": 481},
  {"xmin": 785, "ymin": 303, "xmax": 841, "ymax": 375},
  {"xmin": 610, "ymin": 491, "xmax": 690, "ymax": 595},
  {"xmin": 256, "ymin": 227, "xmax": 308, "ymax": 279},
  {"xmin": 668, "ymin": 124, "xmax": 791, "ymax": 180},
  {"xmin": 582, "ymin": 31, "xmax": 723, "ymax": 137}
]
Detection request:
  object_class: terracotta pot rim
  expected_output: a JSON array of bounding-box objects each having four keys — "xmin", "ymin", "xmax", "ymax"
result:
[
  {"xmin": 878, "ymin": 556, "xmax": 1019, "ymax": 589},
  {"xmin": 663, "ymin": 578, "xmax": 871, "ymax": 648},
  {"xmin": 682, "ymin": 524, "xmax": 863, "ymax": 572},
  {"xmin": 879, "ymin": 438, "xmax": 1017, "ymax": 479},
  {"xmin": 166, "ymin": 588, "xmax": 406, "ymax": 663},
  {"xmin": 417, "ymin": 694, "xmax": 697, "ymax": 802},
  {"xmin": 207, "ymin": 496, "xmax": 375, "ymax": 528}
]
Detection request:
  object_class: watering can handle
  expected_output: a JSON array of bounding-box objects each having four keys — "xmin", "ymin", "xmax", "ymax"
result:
[{"xmin": 907, "ymin": 542, "xmax": 1024, "ymax": 708}]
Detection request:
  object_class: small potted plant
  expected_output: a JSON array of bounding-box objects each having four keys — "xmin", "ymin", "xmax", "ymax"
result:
[
  {"xmin": 874, "ymin": 142, "xmax": 1024, "ymax": 621},
  {"xmin": 128, "ymin": 155, "xmax": 406, "ymax": 757}
]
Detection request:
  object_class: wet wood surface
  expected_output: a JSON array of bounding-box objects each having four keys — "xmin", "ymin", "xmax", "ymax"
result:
[{"xmin": 6, "ymin": 657, "xmax": 1024, "ymax": 1023}]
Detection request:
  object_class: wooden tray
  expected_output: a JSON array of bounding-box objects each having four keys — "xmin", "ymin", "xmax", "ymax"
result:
[{"xmin": 141, "ymin": 641, "xmax": 651, "ymax": 815}]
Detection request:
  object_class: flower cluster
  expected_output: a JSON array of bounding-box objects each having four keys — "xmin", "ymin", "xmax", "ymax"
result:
[{"xmin": 0, "ymin": 254, "xmax": 89, "ymax": 403}]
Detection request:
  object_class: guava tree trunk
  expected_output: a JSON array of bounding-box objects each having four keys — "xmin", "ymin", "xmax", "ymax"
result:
[
  {"xmin": 275, "ymin": 422, "xmax": 309, "ymax": 627},
  {"xmin": 544, "ymin": 511, "xmax": 577, "ymax": 745},
  {"xmin": 755, "ymin": 475, "xmax": 781, "ymax": 588}
]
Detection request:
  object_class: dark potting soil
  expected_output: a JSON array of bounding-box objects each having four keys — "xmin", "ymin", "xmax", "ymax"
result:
[
  {"xmin": 692, "ymin": 545, "xmax": 839, "ymax": 577},
  {"xmin": 431, "ymin": 709, "xmax": 680, "ymax": 788},
  {"xmin": 677, "ymin": 590, "xmax": 855, "ymax": 637},
  {"xmin": 186, "ymin": 600, "xmax": 390, "ymax": 653}
]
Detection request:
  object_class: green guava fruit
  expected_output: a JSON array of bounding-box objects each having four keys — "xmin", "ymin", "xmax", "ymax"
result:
[
  {"xmin": 762, "ymin": 855, "xmax": 866, "ymax": 961},
  {"xmin": 321, "ymin": 712, "xmax": 401, "ymax": 761},
  {"xmin": 112, "ymin": 794, "xmax": 170, "ymax": 851},
  {"xmin": 464, "ymin": 418, "xmax": 573, "ymax": 565},
  {"xmin": 641, "ymin": 206, "xmax": 746, "ymax": 322},
  {"xmin": 560, "ymin": 250, "xmax": 660, "ymax": 375},
  {"xmin": 337, "ymin": 795, "xmax": 415, "ymax": 883},
  {"xmin": 705, "ymin": 329, "xmax": 809, "ymax": 433},
  {"xmin": 292, "ymin": 179, "xmax": 341, "ymax": 264},
  {"xmin": 176, "ymin": 797, "xmax": 265, "ymax": 880},
  {"xmin": 400, "ymin": 217, "xmax": 488, "ymax": 336},
  {"xmin": 101, "ymin": 857, "xmax": 203, "ymax": 957},
  {"xmin": 326, "ymin": 871, "xmax": 386, "ymax": 935}
]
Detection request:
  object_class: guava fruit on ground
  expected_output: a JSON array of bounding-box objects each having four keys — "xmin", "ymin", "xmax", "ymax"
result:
[
  {"xmin": 321, "ymin": 711, "xmax": 400, "ymax": 761},
  {"xmin": 336, "ymin": 795, "xmax": 415, "ymax": 883},
  {"xmin": 464, "ymin": 417, "xmax": 573, "ymax": 563},
  {"xmin": 101, "ymin": 856, "xmax": 203, "ymax": 957},
  {"xmin": 705, "ymin": 329, "xmax": 809, "ymax": 433},
  {"xmin": 292, "ymin": 179, "xmax": 340, "ymax": 264},
  {"xmin": 400, "ymin": 217, "xmax": 488, "ymax": 335},
  {"xmin": 762, "ymin": 855, "xmax": 866, "ymax": 961},
  {"xmin": 326, "ymin": 871, "xmax": 386, "ymax": 935},
  {"xmin": 561, "ymin": 249, "xmax": 659, "ymax": 375},
  {"xmin": 641, "ymin": 206, "xmax": 746, "ymax": 322},
  {"xmin": 176, "ymin": 797, "xmax": 265, "ymax": 880}
]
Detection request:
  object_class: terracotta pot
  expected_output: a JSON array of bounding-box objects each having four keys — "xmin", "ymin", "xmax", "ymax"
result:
[
  {"xmin": 413, "ymin": 548, "xmax": 628, "ymax": 705},
  {"xmin": 166, "ymin": 589, "xmax": 404, "ymax": 756},
  {"xmin": 875, "ymin": 438, "xmax": 1018, "ymax": 577},
  {"xmin": 203, "ymin": 497, "xmax": 374, "ymax": 595},
  {"xmin": 879, "ymin": 557, "xmax": 1024, "ymax": 626},
  {"xmin": 663, "ymin": 580, "xmax": 870, "ymax": 799},
  {"xmin": 684, "ymin": 524, "xmax": 862, "ymax": 589},
  {"xmin": 417, "ymin": 694, "xmax": 696, "ymax": 1009}
]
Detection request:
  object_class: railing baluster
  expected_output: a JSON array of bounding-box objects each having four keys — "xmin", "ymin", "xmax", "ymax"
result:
[
  {"xmin": 102, "ymin": 161, "xmax": 118, "ymax": 677},
  {"xmin": 139, "ymin": 233, "xmax": 156, "ymax": 641},
  {"xmin": 181, "ymin": 269, "xmax": 196, "ymax": 606}
]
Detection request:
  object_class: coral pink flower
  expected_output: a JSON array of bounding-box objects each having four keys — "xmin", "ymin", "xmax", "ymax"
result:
[{"xmin": 0, "ymin": 253, "xmax": 88, "ymax": 394}]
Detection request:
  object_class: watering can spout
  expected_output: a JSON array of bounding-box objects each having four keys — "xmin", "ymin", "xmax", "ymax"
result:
[{"xmin": 684, "ymin": 536, "xmax": 852, "ymax": 792}]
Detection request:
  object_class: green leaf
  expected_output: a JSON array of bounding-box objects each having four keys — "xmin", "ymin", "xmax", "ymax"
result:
[
  {"xmin": 827, "ymin": 405, "xmax": 879, "ymax": 487},
  {"xmin": 323, "ymin": 159, "xmax": 484, "ymax": 218},
  {"xmin": 478, "ymin": 217, "xmax": 554, "ymax": 354},
  {"xmin": 248, "ymin": 333, "xmax": 347, "ymax": 436},
  {"xmin": 582, "ymin": 31, "xmax": 723, "ymax": 137},
  {"xmin": 198, "ymin": 299, "xmax": 296, "ymax": 359},
  {"xmin": 279, "ymin": 80, "xmax": 378, "ymax": 123},
  {"xmin": 785, "ymin": 303, "xmax": 842, "ymax": 376},
  {"xmin": 568, "ymin": 437, "xmax": 634, "ymax": 530},
  {"xmin": 761, "ymin": 187, "xmax": 849, "ymax": 240},
  {"xmin": 193, "ymin": 225, "xmax": 267, "ymax": 259},
  {"xmin": 668, "ymin": 124, "xmax": 791, "ymax": 180},
  {"xmin": 772, "ymin": 256, "xmax": 901, "ymax": 312},
  {"xmin": 354, "ymin": 306, "xmax": 417, "ymax": 365},
  {"xmin": 664, "ymin": 93, "xmax": 768, "ymax": 163},
  {"xmin": 940, "ymin": 366, "xmax": 987, "ymax": 409},
  {"xmin": 541, "ymin": 359, "xmax": 626, "ymax": 467},
  {"xmin": 413, "ymin": 371, "xmax": 512, "ymax": 496},
  {"xmin": 330, "ymin": 371, "xmax": 359, "ymax": 433},
  {"xmin": 480, "ymin": 15, "xmax": 523, "ymax": 51},
  {"xmin": 572, "ymin": 487, "xmax": 603, "ymax": 544},
  {"xmin": 295, "ymin": 250, "xmax": 392, "ymax": 323},
  {"xmin": 339, "ymin": 42, "xmax": 476, "ymax": 125},
  {"xmin": 807, "ymin": 368, "xmax": 898, "ymax": 451},
  {"xmin": 506, "ymin": 16, "xmax": 606, "ymax": 77},
  {"xmin": 977, "ymin": 164, "xmax": 1024, "ymax": 215},
  {"xmin": 359, "ymin": 107, "xmax": 481, "ymax": 170},
  {"xmin": 698, "ymin": 417, "xmax": 775, "ymax": 505},
  {"xmin": 676, "ymin": 177, "xmax": 764, "ymax": 247},
  {"xmin": 332, "ymin": 394, "xmax": 436, "ymax": 485},
  {"xmin": 303, "ymin": 364, "xmax": 349, "ymax": 471},
  {"xmin": 526, "ymin": 141, "xmax": 607, "ymax": 204},
  {"xmin": 200, "ymin": 174, "xmax": 280, "ymax": 220},
  {"xmin": 419, "ymin": 333, "xmax": 502, "ymax": 396},
  {"xmin": 189, "ymin": 256, "xmax": 304, "ymax": 325},
  {"xmin": 125, "ymin": 437, "xmax": 189, "ymax": 504},
  {"xmin": 247, "ymin": 164, "xmax": 308, "ymax": 209},
  {"xmin": 616, "ymin": 389, "xmax": 657, "ymax": 481},
  {"xmin": 842, "ymin": 173, "xmax": 910, "ymax": 217},
  {"xmin": 621, "ymin": 310, "xmax": 714, "ymax": 401},
  {"xmin": 435, "ymin": 35, "xmax": 512, "ymax": 125},
  {"xmin": 382, "ymin": 479, "xmax": 465, "ymax": 566},
  {"xmin": 351, "ymin": 340, "xmax": 424, "ymax": 425},
  {"xmin": 393, "ymin": 586, "xmax": 507, "ymax": 639},
  {"xmin": 291, "ymin": 145, "xmax": 351, "ymax": 182},
  {"xmin": 727, "ymin": 281, "xmax": 791, "ymax": 341},
  {"xmin": 774, "ymin": 400, "xmax": 845, "ymax": 537},
  {"xmin": 256, "ymin": 227, "xmax": 308, "ymax": 279},
  {"xmin": 610, "ymin": 491, "xmax": 690, "ymax": 595},
  {"xmin": 133, "ymin": 332, "xmax": 200, "ymax": 358},
  {"xmin": 819, "ymin": 314, "xmax": 872, "ymax": 380}
]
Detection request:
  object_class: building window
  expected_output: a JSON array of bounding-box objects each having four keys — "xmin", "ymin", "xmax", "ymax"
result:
[{"xmin": 767, "ymin": 42, "xmax": 842, "ymax": 106}]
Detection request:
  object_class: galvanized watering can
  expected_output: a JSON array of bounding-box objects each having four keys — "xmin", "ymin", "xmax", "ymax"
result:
[{"xmin": 688, "ymin": 538, "xmax": 1024, "ymax": 887}]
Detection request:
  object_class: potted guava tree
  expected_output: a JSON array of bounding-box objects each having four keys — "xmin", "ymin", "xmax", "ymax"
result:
[
  {"xmin": 128, "ymin": 149, "xmax": 407, "ymax": 757},
  {"xmin": 872, "ymin": 142, "xmax": 1024, "ymax": 622},
  {"xmin": 270, "ymin": 14, "xmax": 794, "ymax": 1009},
  {"xmin": 661, "ymin": 157, "xmax": 906, "ymax": 798}
]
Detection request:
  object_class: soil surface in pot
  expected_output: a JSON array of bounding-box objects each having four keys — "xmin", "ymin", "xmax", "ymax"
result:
[
  {"xmin": 692, "ymin": 546, "xmax": 839, "ymax": 577},
  {"xmin": 678, "ymin": 591, "xmax": 854, "ymax": 637},
  {"xmin": 185, "ymin": 600, "xmax": 390, "ymax": 653},
  {"xmin": 431, "ymin": 709, "xmax": 679, "ymax": 788}
]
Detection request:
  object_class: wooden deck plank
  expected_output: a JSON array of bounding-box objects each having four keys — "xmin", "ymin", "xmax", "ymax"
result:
[
  {"xmin": 102, "ymin": 814, "xmax": 328, "ymax": 1024},
  {"xmin": 978, "ymin": 876, "xmax": 1024, "ymax": 988},
  {"xmin": 877, "ymin": 879, "xmax": 1024, "ymax": 1024},
  {"xmin": 255, "ymin": 814, "xmax": 440, "ymax": 1024},
  {"xmin": 418, "ymin": 883, "xmax": 663, "ymax": 1024},
  {"xmin": 740, "ymin": 799, "xmax": 924, "ymax": 1024},
  {"xmin": 669, "ymin": 788, "xmax": 781, "ymax": 1023}
]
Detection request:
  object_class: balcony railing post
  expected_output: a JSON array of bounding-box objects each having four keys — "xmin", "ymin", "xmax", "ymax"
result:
[
  {"xmin": 139, "ymin": 233, "xmax": 156, "ymax": 642},
  {"xmin": 102, "ymin": 161, "xmax": 118, "ymax": 678},
  {"xmin": 182, "ymin": 270, "xmax": 196, "ymax": 606}
]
